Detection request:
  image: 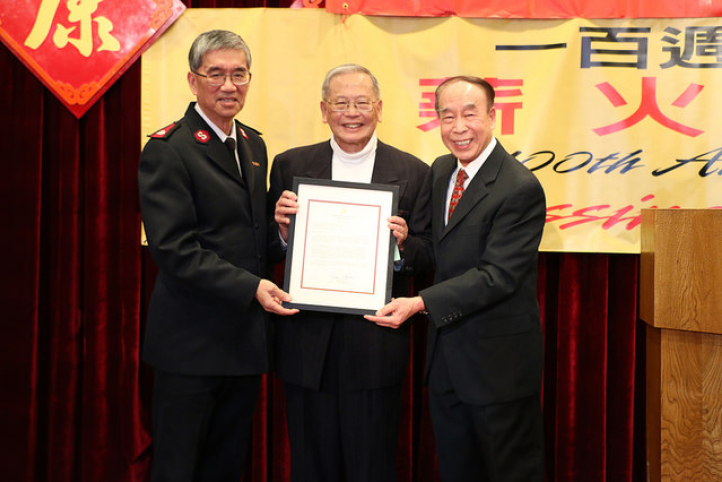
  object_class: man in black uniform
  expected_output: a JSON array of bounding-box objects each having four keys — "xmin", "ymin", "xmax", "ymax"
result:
[{"xmin": 138, "ymin": 29, "xmax": 297, "ymax": 481}]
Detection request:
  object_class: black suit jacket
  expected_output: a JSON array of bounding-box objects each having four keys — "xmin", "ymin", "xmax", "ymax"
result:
[
  {"xmin": 420, "ymin": 141, "xmax": 546, "ymax": 405},
  {"xmin": 138, "ymin": 103, "xmax": 282, "ymax": 376},
  {"xmin": 269, "ymin": 140, "xmax": 431, "ymax": 391}
]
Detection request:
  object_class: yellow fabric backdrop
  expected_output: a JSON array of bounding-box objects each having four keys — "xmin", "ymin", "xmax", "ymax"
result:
[{"xmin": 142, "ymin": 9, "xmax": 722, "ymax": 253}]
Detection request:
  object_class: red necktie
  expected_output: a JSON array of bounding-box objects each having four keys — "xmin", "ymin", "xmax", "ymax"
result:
[{"xmin": 448, "ymin": 168, "xmax": 468, "ymax": 219}]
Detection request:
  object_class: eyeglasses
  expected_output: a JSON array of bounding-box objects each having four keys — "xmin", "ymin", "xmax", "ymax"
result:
[
  {"xmin": 193, "ymin": 70, "xmax": 251, "ymax": 87},
  {"xmin": 326, "ymin": 100, "xmax": 377, "ymax": 113}
]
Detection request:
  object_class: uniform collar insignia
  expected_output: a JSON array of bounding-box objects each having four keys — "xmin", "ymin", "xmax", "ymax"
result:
[{"xmin": 194, "ymin": 129, "xmax": 210, "ymax": 143}]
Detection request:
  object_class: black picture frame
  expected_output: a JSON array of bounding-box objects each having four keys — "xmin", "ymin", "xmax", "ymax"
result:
[{"xmin": 282, "ymin": 177, "xmax": 399, "ymax": 315}]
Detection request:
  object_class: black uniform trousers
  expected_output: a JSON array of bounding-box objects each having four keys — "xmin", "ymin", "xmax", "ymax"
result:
[{"xmin": 150, "ymin": 369, "xmax": 261, "ymax": 482}]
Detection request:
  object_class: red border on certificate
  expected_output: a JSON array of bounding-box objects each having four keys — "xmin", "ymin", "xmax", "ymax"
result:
[{"xmin": 300, "ymin": 199, "xmax": 382, "ymax": 295}]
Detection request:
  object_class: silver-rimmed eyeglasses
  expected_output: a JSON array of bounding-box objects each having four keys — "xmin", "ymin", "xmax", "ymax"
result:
[
  {"xmin": 326, "ymin": 99, "xmax": 377, "ymax": 113},
  {"xmin": 193, "ymin": 70, "xmax": 251, "ymax": 87}
]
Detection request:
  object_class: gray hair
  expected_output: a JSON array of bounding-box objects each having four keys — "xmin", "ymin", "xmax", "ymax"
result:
[
  {"xmin": 188, "ymin": 30, "xmax": 252, "ymax": 71},
  {"xmin": 321, "ymin": 64, "xmax": 380, "ymax": 101}
]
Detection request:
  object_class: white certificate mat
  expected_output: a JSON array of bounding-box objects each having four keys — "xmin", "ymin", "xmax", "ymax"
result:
[{"xmin": 283, "ymin": 178, "xmax": 399, "ymax": 315}]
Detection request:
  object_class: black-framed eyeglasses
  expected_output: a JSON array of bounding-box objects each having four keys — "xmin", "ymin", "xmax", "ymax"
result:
[
  {"xmin": 326, "ymin": 99, "xmax": 377, "ymax": 113},
  {"xmin": 193, "ymin": 70, "xmax": 251, "ymax": 87}
]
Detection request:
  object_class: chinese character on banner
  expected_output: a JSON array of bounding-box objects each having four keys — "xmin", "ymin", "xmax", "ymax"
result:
[
  {"xmin": 661, "ymin": 26, "xmax": 722, "ymax": 69},
  {"xmin": 593, "ymin": 77, "xmax": 704, "ymax": 137},
  {"xmin": 0, "ymin": 0, "xmax": 185, "ymax": 118},
  {"xmin": 580, "ymin": 27, "xmax": 650, "ymax": 69}
]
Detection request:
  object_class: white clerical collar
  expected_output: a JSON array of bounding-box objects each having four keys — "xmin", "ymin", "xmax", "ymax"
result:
[
  {"xmin": 194, "ymin": 103, "xmax": 237, "ymax": 144},
  {"xmin": 330, "ymin": 132, "xmax": 378, "ymax": 162}
]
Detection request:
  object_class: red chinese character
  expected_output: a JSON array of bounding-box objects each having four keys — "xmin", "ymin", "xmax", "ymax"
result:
[
  {"xmin": 593, "ymin": 77, "xmax": 704, "ymax": 137},
  {"xmin": 486, "ymin": 77, "xmax": 523, "ymax": 136},
  {"xmin": 416, "ymin": 78, "xmax": 446, "ymax": 132}
]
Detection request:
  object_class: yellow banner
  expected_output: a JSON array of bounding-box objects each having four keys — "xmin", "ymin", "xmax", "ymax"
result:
[{"xmin": 142, "ymin": 9, "xmax": 722, "ymax": 253}]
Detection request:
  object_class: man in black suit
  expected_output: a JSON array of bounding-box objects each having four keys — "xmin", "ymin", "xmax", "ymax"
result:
[
  {"xmin": 366, "ymin": 76, "xmax": 547, "ymax": 481},
  {"xmin": 270, "ymin": 64, "xmax": 431, "ymax": 482},
  {"xmin": 138, "ymin": 30, "xmax": 297, "ymax": 481}
]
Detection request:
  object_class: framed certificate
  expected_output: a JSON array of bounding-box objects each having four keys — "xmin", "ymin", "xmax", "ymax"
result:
[{"xmin": 282, "ymin": 177, "xmax": 399, "ymax": 315}]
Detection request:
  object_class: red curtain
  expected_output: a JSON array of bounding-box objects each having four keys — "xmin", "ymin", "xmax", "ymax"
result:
[{"xmin": 0, "ymin": 1, "xmax": 646, "ymax": 481}]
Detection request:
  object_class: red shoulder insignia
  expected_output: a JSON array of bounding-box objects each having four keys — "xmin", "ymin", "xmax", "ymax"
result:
[
  {"xmin": 148, "ymin": 122, "xmax": 177, "ymax": 138},
  {"xmin": 238, "ymin": 122, "xmax": 262, "ymax": 136},
  {"xmin": 238, "ymin": 127, "xmax": 249, "ymax": 140}
]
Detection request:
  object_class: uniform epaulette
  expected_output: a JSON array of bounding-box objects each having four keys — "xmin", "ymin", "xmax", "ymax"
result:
[
  {"xmin": 148, "ymin": 121, "xmax": 182, "ymax": 139},
  {"xmin": 237, "ymin": 122, "xmax": 262, "ymax": 137}
]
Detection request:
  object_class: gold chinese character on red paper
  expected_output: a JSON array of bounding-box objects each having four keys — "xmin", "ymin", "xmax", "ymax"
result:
[
  {"xmin": 1, "ymin": 0, "xmax": 185, "ymax": 117},
  {"xmin": 25, "ymin": 0, "xmax": 120, "ymax": 57}
]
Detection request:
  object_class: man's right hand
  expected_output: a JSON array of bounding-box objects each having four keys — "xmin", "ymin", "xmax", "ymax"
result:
[
  {"xmin": 255, "ymin": 279, "xmax": 298, "ymax": 316},
  {"xmin": 364, "ymin": 296, "xmax": 426, "ymax": 329},
  {"xmin": 274, "ymin": 190, "xmax": 298, "ymax": 242}
]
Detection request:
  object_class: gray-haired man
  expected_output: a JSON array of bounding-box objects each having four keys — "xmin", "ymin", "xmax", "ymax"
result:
[{"xmin": 139, "ymin": 29, "xmax": 297, "ymax": 481}]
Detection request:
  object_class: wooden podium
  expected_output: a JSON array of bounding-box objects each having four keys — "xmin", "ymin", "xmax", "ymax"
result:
[{"xmin": 640, "ymin": 209, "xmax": 722, "ymax": 481}]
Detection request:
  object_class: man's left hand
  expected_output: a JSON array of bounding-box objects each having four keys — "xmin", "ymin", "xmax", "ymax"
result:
[{"xmin": 388, "ymin": 215, "xmax": 409, "ymax": 249}]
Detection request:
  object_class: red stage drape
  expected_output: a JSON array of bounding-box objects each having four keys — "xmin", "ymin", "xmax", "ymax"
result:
[{"xmin": 0, "ymin": 1, "xmax": 646, "ymax": 480}]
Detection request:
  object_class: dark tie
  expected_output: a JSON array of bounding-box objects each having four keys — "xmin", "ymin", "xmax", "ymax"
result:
[
  {"xmin": 448, "ymin": 168, "xmax": 468, "ymax": 219},
  {"xmin": 224, "ymin": 137, "xmax": 242, "ymax": 177},
  {"xmin": 225, "ymin": 137, "xmax": 236, "ymax": 159}
]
